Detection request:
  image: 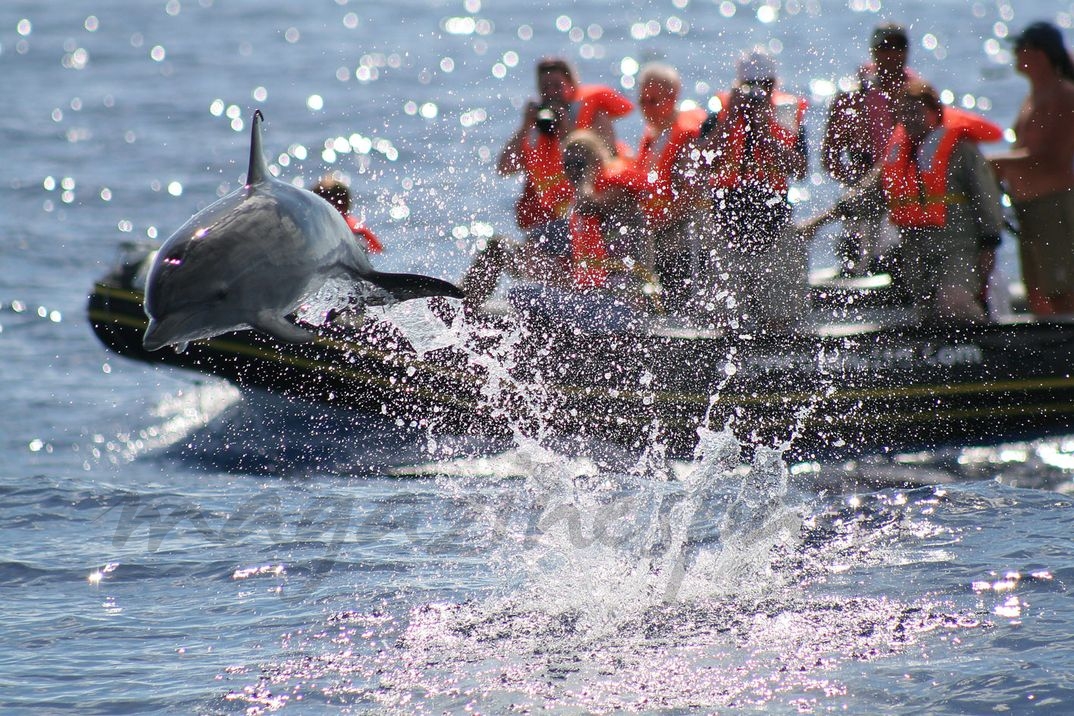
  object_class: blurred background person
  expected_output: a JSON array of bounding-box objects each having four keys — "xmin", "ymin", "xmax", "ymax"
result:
[
  {"xmin": 686, "ymin": 50, "xmax": 808, "ymax": 332},
  {"xmin": 312, "ymin": 174, "xmax": 384, "ymax": 254},
  {"xmin": 881, "ymin": 80, "xmax": 1004, "ymax": 322},
  {"xmin": 990, "ymin": 21, "xmax": 1074, "ymax": 316},
  {"xmin": 821, "ymin": 23, "xmax": 914, "ymax": 276},
  {"xmin": 634, "ymin": 62, "xmax": 708, "ymax": 313}
]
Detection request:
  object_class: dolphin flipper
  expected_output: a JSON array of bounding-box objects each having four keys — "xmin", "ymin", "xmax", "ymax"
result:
[
  {"xmin": 253, "ymin": 310, "xmax": 317, "ymax": 343},
  {"xmin": 361, "ymin": 270, "xmax": 465, "ymax": 302}
]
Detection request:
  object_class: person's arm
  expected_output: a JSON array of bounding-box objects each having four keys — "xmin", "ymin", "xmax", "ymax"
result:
[
  {"xmin": 797, "ymin": 166, "xmax": 883, "ymax": 240},
  {"xmin": 497, "ymin": 102, "xmax": 539, "ymax": 176},
  {"xmin": 954, "ymin": 140, "xmax": 1003, "ymax": 309},
  {"xmin": 958, "ymin": 140, "xmax": 1005, "ymax": 246},
  {"xmin": 989, "ymin": 96, "xmax": 1074, "ymax": 180},
  {"xmin": 821, "ymin": 93, "xmax": 868, "ymax": 184},
  {"xmin": 750, "ymin": 110, "xmax": 807, "ymax": 180}
]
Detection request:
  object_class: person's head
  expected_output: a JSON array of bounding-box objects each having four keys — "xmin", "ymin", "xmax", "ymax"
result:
[
  {"xmin": 897, "ymin": 79, "xmax": 943, "ymax": 141},
  {"xmin": 536, "ymin": 57, "xmax": 577, "ymax": 104},
  {"xmin": 312, "ymin": 175, "xmax": 351, "ymax": 215},
  {"xmin": 637, "ymin": 62, "xmax": 681, "ymax": 129},
  {"xmin": 735, "ymin": 50, "xmax": 777, "ymax": 97},
  {"xmin": 870, "ymin": 23, "xmax": 909, "ymax": 79},
  {"xmin": 1012, "ymin": 21, "xmax": 1074, "ymax": 81},
  {"xmin": 562, "ymin": 130, "xmax": 610, "ymax": 186}
]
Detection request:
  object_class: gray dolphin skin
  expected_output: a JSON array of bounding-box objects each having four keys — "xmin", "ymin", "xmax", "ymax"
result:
[{"xmin": 142, "ymin": 110, "xmax": 463, "ymax": 351}]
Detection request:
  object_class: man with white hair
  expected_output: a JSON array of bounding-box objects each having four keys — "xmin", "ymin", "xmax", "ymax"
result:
[
  {"xmin": 634, "ymin": 62, "xmax": 708, "ymax": 312},
  {"xmin": 686, "ymin": 50, "xmax": 808, "ymax": 332}
]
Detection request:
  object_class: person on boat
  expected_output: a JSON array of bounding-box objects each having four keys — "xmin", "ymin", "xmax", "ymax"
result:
[
  {"xmin": 989, "ymin": 21, "xmax": 1074, "ymax": 316},
  {"xmin": 460, "ymin": 131, "xmax": 652, "ymax": 311},
  {"xmin": 311, "ymin": 175, "xmax": 384, "ymax": 254},
  {"xmin": 878, "ymin": 80, "xmax": 1005, "ymax": 322},
  {"xmin": 462, "ymin": 59, "xmax": 634, "ymax": 309},
  {"xmin": 497, "ymin": 57, "xmax": 634, "ymax": 249},
  {"xmin": 684, "ymin": 49, "xmax": 809, "ymax": 332},
  {"xmin": 821, "ymin": 23, "xmax": 915, "ymax": 276},
  {"xmin": 634, "ymin": 62, "xmax": 709, "ymax": 312},
  {"xmin": 560, "ymin": 130, "xmax": 651, "ymax": 302}
]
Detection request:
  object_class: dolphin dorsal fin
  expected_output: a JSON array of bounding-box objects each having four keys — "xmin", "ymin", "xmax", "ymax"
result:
[{"xmin": 246, "ymin": 109, "xmax": 269, "ymax": 187}]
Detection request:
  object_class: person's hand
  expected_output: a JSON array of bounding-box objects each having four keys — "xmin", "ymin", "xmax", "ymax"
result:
[
  {"xmin": 573, "ymin": 189, "xmax": 602, "ymax": 216},
  {"xmin": 733, "ymin": 83, "xmax": 773, "ymax": 126},
  {"xmin": 522, "ymin": 100, "xmax": 541, "ymax": 131}
]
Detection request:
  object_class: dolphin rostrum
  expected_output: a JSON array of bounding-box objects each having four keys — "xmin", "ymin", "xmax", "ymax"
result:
[{"xmin": 142, "ymin": 110, "xmax": 463, "ymax": 352}]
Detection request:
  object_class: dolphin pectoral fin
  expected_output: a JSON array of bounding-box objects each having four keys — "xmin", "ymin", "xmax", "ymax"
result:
[
  {"xmin": 252, "ymin": 311, "xmax": 317, "ymax": 343},
  {"xmin": 359, "ymin": 270, "xmax": 465, "ymax": 302}
]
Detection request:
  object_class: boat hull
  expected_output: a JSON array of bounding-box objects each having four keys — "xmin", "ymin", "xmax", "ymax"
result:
[{"xmin": 87, "ymin": 256, "xmax": 1074, "ymax": 459}]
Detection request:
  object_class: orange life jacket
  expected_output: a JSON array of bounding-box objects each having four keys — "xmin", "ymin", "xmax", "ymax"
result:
[
  {"xmin": 572, "ymin": 84, "xmax": 634, "ymax": 124},
  {"xmin": 344, "ymin": 214, "xmax": 384, "ymax": 254},
  {"xmin": 941, "ymin": 106, "xmax": 1003, "ymax": 143},
  {"xmin": 514, "ymin": 84, "xmax": 634, "ymax": 231},
  {"xmin": 516, "ymin": 133, "xmax": 574, "ymax": 231},
  {"xmin": 636, "ymin": 107, "xmax": 707, "ymax": 227},
  {"xmin": 709, "ymin": 90, "xmax": 807, "ymax": 193},
  {"xmin": 881, "ymin": 109, "xmax": 1001, "ymax": 228},
  {"xmin": 570, "ymin": 212, "xmax": 608, "ymax": 288}
]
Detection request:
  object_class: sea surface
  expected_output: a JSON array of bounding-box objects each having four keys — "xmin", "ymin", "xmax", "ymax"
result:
[{"xmin": 4, "ymin": 1, "xmax": 1074, "ymax": 713}]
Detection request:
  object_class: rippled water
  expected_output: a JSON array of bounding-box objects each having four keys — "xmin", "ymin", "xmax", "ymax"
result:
[{"xmin": 4, "ymin": 1, "xmax": 1074, "ymax": 713}]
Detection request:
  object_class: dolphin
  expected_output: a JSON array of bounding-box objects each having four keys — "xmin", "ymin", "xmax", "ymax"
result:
[{"xmin": 142, "ymin": 110, "xmax": 463, "ymax": 352}]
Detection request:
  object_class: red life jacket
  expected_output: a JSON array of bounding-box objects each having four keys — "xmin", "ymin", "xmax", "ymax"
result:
[
  {"xmin": 570, "ymin": 159, "xmax": 645, "ymax": 288},
  {"xmin": 570, "ymin": 212, "xmax": 608, "ymax": 287},
  {"xmin": 344, "ymin": 214, "xmax": 384, "ymax": 254},
  {"xmin": 636, "ymin": 107, "xmax": 707, "ymax": 228},
  {"xmin": 710, "ymin": 90, "xmax": 807, "ymax": 193},
  {"xmin": 881, "ymin": 109, "xmax": 1001, "ymax": 228},
  {"xmin": 515, "ymin": 133, "xmax": 575, "ymax": 231},
  {"xmin": 514, "ymin": 84, "xmax": 634, "ymax": 231},
  {"xmin": 571, "ymin": 84, "xmax": 635, "ymax": 126}
]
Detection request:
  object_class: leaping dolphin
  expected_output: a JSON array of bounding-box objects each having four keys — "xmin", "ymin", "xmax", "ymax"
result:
[{"xmin": 142, "ymin": 110, "xmax": 463, "ymax": 352}]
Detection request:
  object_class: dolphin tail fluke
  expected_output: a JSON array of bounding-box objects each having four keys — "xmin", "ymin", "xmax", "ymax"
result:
[{"xmin": 367, "ymin": 271, "xmax": 465, "ymax": 302}]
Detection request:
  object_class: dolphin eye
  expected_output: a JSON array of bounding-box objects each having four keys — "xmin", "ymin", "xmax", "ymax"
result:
[{"xmin": 214, "ymin": 287, "xmax": 229, "ymax": 302}]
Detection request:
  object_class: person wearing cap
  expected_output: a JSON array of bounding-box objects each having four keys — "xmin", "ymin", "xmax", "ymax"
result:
[
  {"xmin": 634, "ymin": 62, "xmax": 709, "ymax": 312},
  {"xmin": 990, "ymin": 21, "xmax": 1074, "ymax": 316},
  {"xmin": 685, "ymin": 49, "xmax": 808, "ymax": 332},
  {"xmin": 878, "ymin": 80, "xmax": 1005, "ymax": 322},
  {"xmin": 821, "ymin": 22, "xmax": 916, "ymax": 276}
]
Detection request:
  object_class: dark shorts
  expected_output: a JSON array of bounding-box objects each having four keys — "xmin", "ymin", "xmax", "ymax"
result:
[
  {"xmin": 711, "ymin": 186, "xmax": 791, "ymax": 254},
  {"xmin": 1014, "ymin": 188, "xmax": 1074, "ymax": 299},
  {"xmin": 526, "ymin": 219, "xmax": 571, "ymax": 258}
]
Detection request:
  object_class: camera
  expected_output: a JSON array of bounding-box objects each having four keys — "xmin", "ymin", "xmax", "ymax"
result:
[
  {"xmin": 534, "ymin": 105, "xmax": 560, "ymax": 135},
  {"xmin": 738, "ymin": 82, "xmax": 769, "ymax": 104}
]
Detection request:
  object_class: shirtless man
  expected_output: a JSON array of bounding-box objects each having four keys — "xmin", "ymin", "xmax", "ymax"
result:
[{"xmin": 990, "ymin": 21, "xmax": 1074, "ymax": 315}]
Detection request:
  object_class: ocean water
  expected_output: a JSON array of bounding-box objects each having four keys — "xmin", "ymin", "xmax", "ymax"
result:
[{"xmin": 4, "ymin": 1, "xmax": 1074, "ymax": 713}]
